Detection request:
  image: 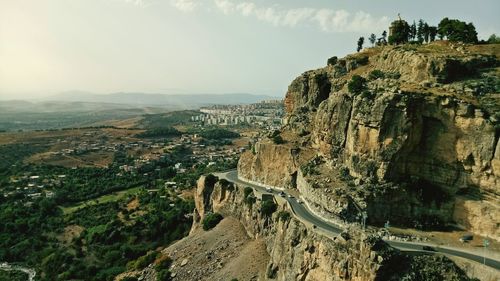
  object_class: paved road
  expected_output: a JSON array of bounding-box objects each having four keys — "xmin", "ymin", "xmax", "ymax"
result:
[
  {"xmin": 217, "ymin": 170, "xmax": 500, "ymax": 271},
  {"xmin": 0, "ymin": 262, "xmax": 36, "ymax": 281}
]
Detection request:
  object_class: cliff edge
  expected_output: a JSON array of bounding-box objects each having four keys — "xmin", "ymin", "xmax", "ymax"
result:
[{"xmin": 239, "ymin": 42, "xmax": 500, "ymax": 240}]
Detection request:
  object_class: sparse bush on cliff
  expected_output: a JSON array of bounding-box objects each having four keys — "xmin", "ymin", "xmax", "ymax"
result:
[
  {"xmin": 131, "ymin": 251, "xmax": 158, "ymax": 270},
  {"xmin": 260, "ymin": 200, "xmax": 277, "ymax": 216},
  {"xmin": 272, "ymin": 135, "xmax": 285, "ymax": 144},
  {"xmin": 155, "ymin": 256, "xmax": 173, "ymax": 281},
  {"xmin": 202, "ymin": 213, "xmax": 223, "ymax": 230},
  {"xmin": 369, "ymin": 69, "xmax": 385, "ymax": 80},
  {"xmin": 244, "ymin": 186, "xmax": 253, "ymax": 198},
  {"xmin": 277, "ymin": 211, "xmax": 291, "ymax": 222},
  {"xmin": 327, "ymin": 56, "xmax": 338, "ymax": 66},
  {"xmin": 348, "ymin": 75, "xmax": 367, "ymax": 95},
  {"xmin": 243, "ymin": 186, "xmax": 256, "ymax": 206}
]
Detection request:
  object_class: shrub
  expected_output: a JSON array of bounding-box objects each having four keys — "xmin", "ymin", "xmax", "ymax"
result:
[
  {"xmin": 277, "ymin": 211, "xmax": 291, "ymax": 222},
  {"xmin": 272, "ymin": 135, "xmax": 285, "ymax": 144},
  {"xmin": 347, "ymin": 75, "xmax": 367, "ymax": 94},
  {"xmin": 368, "ymin": 70, "xmax": 385, "ymax": 80},
  {"xmin": 134, "ymin": 251, "xmax": 158, "ymax": 270},
  {"xmin": 122, "ymin": 277, "xmax": 139, "ymax": 281},
  {"xmin": 202, "ymin": 213, "xmax": 223, "ymax": 230},
  {"xmin": 243, "ymin": 186, "xmax": 253, "ymax": 198},
  {"xmin": 243, "ymin": 186, "xmax": 256, "ymax": 206},
  {"xmin": 155, "ymin": 256, "xmax": 173, "ymax": 281},
  {"xmin": 157, "ymin": 269, "xmax": 172, "ymax": 281},
  {"xmin": 260, "ymin": 201, "xmax": 277, "ymax": 216},
  {"xmin": 327, "ymin": 56, "xmax": 338, "ymax": 66},
  {"xmin": 244, "ymin": 196, "xmax": 256, "ymax": 206}
]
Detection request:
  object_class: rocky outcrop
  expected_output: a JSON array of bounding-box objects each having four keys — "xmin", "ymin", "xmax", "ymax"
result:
[
  {"xmin": 239, "ymin": 42, "xmax": 500, "ymax": 240},
  {"xmin": 238, "ymin": 142, "xmax": 306, "ymax": 189},
  {"xmin": 187, "ymin": 175, "xmax": 474, "ymax": 281}
]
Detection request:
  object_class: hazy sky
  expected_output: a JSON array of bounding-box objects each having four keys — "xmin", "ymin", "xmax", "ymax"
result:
[{"xmin": 1, "ymin": 0, "xmax": 499, "ymax": 99}]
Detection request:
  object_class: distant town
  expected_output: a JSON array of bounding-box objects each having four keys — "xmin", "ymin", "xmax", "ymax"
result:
[{"xmin": 191, "ymin": 100, "xmax": 284, "ymax": 130}]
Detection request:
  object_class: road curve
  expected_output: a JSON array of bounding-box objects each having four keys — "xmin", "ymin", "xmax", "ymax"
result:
[
  {"xmin": 0, "ymin": 262, "xmax": 36, "ymax": 281},
  {"xmin": 216, "ymin": 170, "xmax": 500, "ymax": 271}
]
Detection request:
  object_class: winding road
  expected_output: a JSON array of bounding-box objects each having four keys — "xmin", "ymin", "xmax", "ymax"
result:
[
  {"xmin": 216, "ymin": 170, "xmax": 500, "ymax": 271},
  {"xmin": 0, "ymin": 262, "xmax": 36, "ymax": 281}
]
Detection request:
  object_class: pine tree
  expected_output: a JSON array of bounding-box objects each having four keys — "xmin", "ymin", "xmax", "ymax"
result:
[
  {"xmin": 423, "ymin": 23, "xmax": 430, "ymax": 43},
  {"xmin": 417, "ymin": 19, "xmax": 425, "ymax": 43},
  {"xmin": 429, "ymin": 26, "xmax": 437, "ymax": 42},
  {"xmin": 369, "ymin": 33, "xmax": 377, "ymax": 46},
  {"xmin": 410, "ymin": 21, "xmax": 417, "ymax": 41},
  {"xmin": 357, "ymin": 37, "xmax": 365, "ymax": 52},
  {"xmin": 381, "ymin": 30, "xmax": 387, "ymax": 44}
]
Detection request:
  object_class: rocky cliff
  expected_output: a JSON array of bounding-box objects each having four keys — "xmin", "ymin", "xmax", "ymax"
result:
[
  {"xmin": 239, "ymin": 42, "xmax": 500, "ymax": 240},
  {"xmin": 187, "ymin": 174, "xmax": 475, "ymax": 281}
]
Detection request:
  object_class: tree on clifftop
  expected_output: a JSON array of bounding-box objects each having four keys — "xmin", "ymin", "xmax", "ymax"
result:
[
  {"xmin": 357, "ymin": 37, "xmax": 365, "ymax": 52},
  {"xmin": 437, "ymin": 18, "xmax": 478, "ymax": 43},
  {"xmin": 369, "ymin": 33, "xmax": 377, "ymax": 46}
]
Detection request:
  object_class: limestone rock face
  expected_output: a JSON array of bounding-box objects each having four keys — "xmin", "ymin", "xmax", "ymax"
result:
[
  {"xmin": 240, "ymin": 43, "xmax": 500, "ymax": 240},
  {"xmin": 188, "ymin": 175, "xmax": 473, "ymax": 281},
  {"xmin": 238, "ymin": 142, "xmax": 302, "ymax": 188}
]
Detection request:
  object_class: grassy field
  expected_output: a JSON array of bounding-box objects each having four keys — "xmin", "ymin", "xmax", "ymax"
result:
[{"xmin": 61, "ymin": 186, "xmax": 144, "ymax": 215}]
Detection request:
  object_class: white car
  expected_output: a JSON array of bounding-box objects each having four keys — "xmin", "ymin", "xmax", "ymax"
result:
[
  {"xmin": 266, "ymin": 187, "xmax": 272, "ymax": 192},
  {"xmin": 287, "ymin": 194, "xmax": 293, "ymax": 198},
  {"xmin": 296, "ymin": 199, "xmax": 302, "ymax": 204}
]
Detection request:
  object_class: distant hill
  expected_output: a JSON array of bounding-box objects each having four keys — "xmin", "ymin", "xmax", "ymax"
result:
[{"xmin": 47, "ymin": 92, "xmax": 277, "ymax": 107}]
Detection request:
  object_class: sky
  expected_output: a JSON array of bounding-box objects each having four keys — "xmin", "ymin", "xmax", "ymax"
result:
[{"xmin": 0, "ymin": 0, "xmax": 499, "ymax": 99}]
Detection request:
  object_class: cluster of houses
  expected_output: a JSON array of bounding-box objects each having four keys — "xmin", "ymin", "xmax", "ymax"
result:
[{"xmin": 4, "ymin": 174, "xmax": 65, "ymax": 200}]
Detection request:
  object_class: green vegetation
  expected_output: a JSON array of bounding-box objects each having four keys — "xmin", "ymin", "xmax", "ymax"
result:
[
  {"xmin": 357, "ymin": 36, "xmax": 364, "ymax": 52},
  {"xmin": 130, "ymin": 251, "xmax": 159, "ymax": 270},
  {"xmin": 202, "ymin": 213, "xmax": 223, "ymax": 231},
  {"xmin": 363, "ymin": 17, "xmax": 480, "ymax": 47},
  {"xmin": 487, "ymin": 34, "xmax": 500, "ymax": 44},
  {"xmin": 138, "ymin": 110, "xmax": 199, "ymax": 128},
  {"xmin": 369, "ymin": 33, "xmax": 377, "ymax": 46},
  {"xmin": 327, "ymin": 56, "xmax": 338, "ymax": 66},
  {"xmin": 155, "ymin": 256, "xmax": 173, "ymax": 281},
  {"xmin": 243, "ymin": 186, "xmax": 256, "ymax": 206},
  {"xmin": 388, "ymin": 20, "xmax": 411, "ymax": 45},
  {"xmin": 0, "ymin": 270, "xmax": 28, "ymax": 281},
  {"xmin": 0, "ymin": 143, "xmax": 48, "ymax": 173},
  {"xmin": 61, "ymin": 186, "xmax": 143, "ymax": 214},
  {"xmin": 135, "ymin": 127, "xmax": 181, "ymax": 138},
  {"xmin": 0, "ymin": 185, "xmax": 193, "ymax": 281},
  {"xmin": 368, "ymin": 70, "xmax": 385, "ymax": 80},
  {"xmin": 122, "ymin": 277, "xmax": 139, "ymax": 281},
  {"xmin": 198, "ymin": 128, "xmax": 240, "ymax": 139},
  {"xmin": 437, "ymin": 18, "xmax": 477, "ymax": 43},
  {"xmin": 277, "ymin": 210, "xmax": 291, "ymax": 222},
  {"xmin": 272, "ymin": 135, "xmax": 284, "ymax": 144},
  {"xmin": 260, "ymin": 200, "xmax": 277, "ymax": 216},
  {"xmin": 347, "ymin": 75, "xmax": 367, "ymax": 95}
]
